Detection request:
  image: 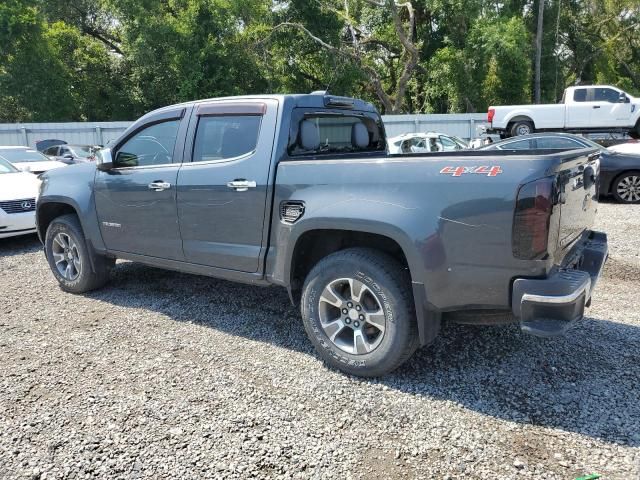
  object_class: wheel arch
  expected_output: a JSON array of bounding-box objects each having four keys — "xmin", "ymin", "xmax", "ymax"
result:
[
  {"xmin": 37, "ymin": 200, "xmax": 80, "ymax": 242},
  {"xmin": 507, "ymin": 115, "xmax": 535, "ymax": 128},
  {"xmin": 282, "ymin": 223, "xmax": 440, "ymax": 346}
]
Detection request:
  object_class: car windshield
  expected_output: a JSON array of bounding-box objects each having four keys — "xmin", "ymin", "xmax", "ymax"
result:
[
  {"xmin": 451, "ymin": 136, "xmax": 469, "ymax": 148},
  {"xmin": 0, "ymin": 149, "xmax": 50, "ymax": 163},
  {"xmin": 577, "ymin": 137, "xmax": 614, "ymax": 154},
  {"xmin": 0, "ymin": 157, "xmax": 19, "ymax": 174},
  {"xmin": 68, "ymin": 145, "xmax": 94, "ymax": 157}
]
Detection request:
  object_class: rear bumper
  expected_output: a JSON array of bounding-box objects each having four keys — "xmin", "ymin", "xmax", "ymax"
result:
[{"xmin": 512, "ymin": 231, "xmax": 608, "ymax": 337}]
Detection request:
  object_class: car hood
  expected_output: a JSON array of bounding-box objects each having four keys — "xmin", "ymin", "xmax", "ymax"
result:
[
  {"xmin": 0, "ymin": 172, "xmax": 41, "ymax": 202},
  {"xmin": 12, "ymin": 161, "xmax": 66, "ymax": 173},
  {"xmin": 608, "ymin": 143, "xmax": 640, "ymax": 156}
]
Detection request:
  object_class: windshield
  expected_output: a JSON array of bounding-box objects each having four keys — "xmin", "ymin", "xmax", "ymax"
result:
[
  {"xmin": 452, "ymin": 136, "xmax": 469, "ymax": 148},
  {"xmin": 0, "ymin": 149, "xmax": 50, "ymax": 163},
  {"xmin": 0, "ymin": 157, "xmax": 19, "ymax": 174},
  {"xmin": 579, "ymin": 137, "xmax": 612, "ymax": 153},
  {"xmin": 68, "ymin": 145, "xmax": 94, "ymax": 158}
]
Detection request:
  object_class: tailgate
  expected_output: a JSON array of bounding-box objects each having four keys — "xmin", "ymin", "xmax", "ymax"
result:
[{"xmin": 554, "ymin": 149, "xmax": 600, "ymax": 258}]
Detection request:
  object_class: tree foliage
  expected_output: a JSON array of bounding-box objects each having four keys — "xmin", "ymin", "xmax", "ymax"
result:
[{"xmin": 0, "ymin": 0, "xmax": 638, "ymax": 121}]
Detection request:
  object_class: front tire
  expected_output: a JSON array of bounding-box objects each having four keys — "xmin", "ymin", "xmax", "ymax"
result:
[
  {"xmin": 612, "ymin": 171, "xmax": 640, "ymax": 204},
  {"xmin": 301, "ymin": 248, "xmax": 419, "ymax": 377},
  {"xmin": 45, "ymin": 214, "xmax": 112, "ymax": 293},
  {"xmin": 510, "ymin": 120, "xmax": 534, "ymax": 137}
]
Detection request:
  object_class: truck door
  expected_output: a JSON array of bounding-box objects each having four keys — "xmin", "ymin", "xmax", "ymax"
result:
[
  {"xmin": 565, "ymin": 87, "xmax": 594, "ymax": 128},
  {"xmin": 94, "ymin": 107, "xmax": 189, "ymax": 260},
  {"xmin": 177, "ymin": 100, "xmax": 278, "ymax": 273},
  {"xmin": 591, "ymin": 87, "xmax": 633, "ymax": 127}
]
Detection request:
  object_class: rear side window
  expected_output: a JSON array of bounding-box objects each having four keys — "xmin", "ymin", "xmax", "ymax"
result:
[
  {"xmin": 289, "ymin": 112, "xmax": 385, "ymax": 156},
  {"xmin": 536, "ymin": 137, "xmax": 583, "ymax": 149},
  {"xmin": 192, "ymin": 116, "xmax": 261, "ymax": 162},
  {"xmin": 573, "ymin": 89, "xmax": 588, "ymax": 102}
]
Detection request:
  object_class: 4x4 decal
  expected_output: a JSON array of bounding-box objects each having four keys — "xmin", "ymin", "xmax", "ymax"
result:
[{"xmin": 440, "ymin": 166, "xmax": 503, "ymax": 177}]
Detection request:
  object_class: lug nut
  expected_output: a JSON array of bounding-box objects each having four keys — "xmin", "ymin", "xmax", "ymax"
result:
[
  {"xmin": 347, "ymin": 302, "xmax": 353, "ymax": 308},
  {"xmin": 356, "ymin": 305, "xmax": 362, "ymax": 311},
  {"xmin": 342, "ymin": 308, "xmax": 348, "ymax": 314},
  {"xmin": 354, "ymin": 321, "xmax": 360, "ymax": 328},
  {"xmin": 359, "ymin": 314, "xmax": 364, "ymax": 320},
  {"xmin": 345, "ymin": 318, "xmax": 351, "ymax": 324}
]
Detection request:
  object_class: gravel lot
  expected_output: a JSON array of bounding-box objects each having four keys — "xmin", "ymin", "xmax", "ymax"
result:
[{"xmin": 1, "ymin": 201, "xmax": 639, "ymax": 479}]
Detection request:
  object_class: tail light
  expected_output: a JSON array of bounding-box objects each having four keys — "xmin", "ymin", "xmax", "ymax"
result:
[
  {"xmin": 513, "ymin": 177, "xmax": 554, "ymax": 260},
  {"xmin": 488, "ymin": 108, "xmax": 495, "ymax": 123}
]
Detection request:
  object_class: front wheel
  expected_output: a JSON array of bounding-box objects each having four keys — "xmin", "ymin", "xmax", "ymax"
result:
[
  {"xmin": 301, "ymin": 248, "xmax": 419, "ymax": 377},
  {"xmin": 45, "ymin": 214, "xmax": 113, "ymax": 293},
  {"xmin": 612, "ymin": 171, "xmax": 640, "ymax": 204}
]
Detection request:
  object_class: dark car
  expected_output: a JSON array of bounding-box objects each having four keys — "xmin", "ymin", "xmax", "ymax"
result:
[
  {"xmin": 35, "ymin": 139, "xmax": 67, "ymax": 152},
  {"xmin": 42, "ymin": 144, "xmax": 97, "ymax": 165},
  {"xmin": 480, "ymin": 133, "xmax": 640, "ymax": 204},
  {"xmin": 36, "ymin": 93, "xmax": 607, "ymax": 377}
]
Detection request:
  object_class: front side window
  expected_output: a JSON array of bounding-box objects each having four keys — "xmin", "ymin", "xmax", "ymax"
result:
[
  {"xmin": 573, "ymin": 89, "xmax": 588, "ymax": 102},
  {"xmin": 43, "ymin": 146, "xmax": 58, "ymax": 156},
  {"xmin": 115, "ymin": 120, "xmax": 180, "ymax": 168},
  {"xmin": 594, "ymin": 88, "xmax": 619, "ymax": 103},
  {"xmin": 192, "ymin": 115, "xmax": 262, "ymax": 162},
  {"xmin": 535, "ymin": 137, "xmax": 583, "ymax": 149},
  {"xmin": 289, "ymin": 112, "xmax": 385, "ymax": 156}
]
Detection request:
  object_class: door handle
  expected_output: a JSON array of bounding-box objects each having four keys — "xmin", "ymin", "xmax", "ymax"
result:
[
  {"xmin": 226, "ymin": 179, "xmax": 257, "ymax": 192},
  {"xmin": 148, "ymin": 181, "xmax": 171, "ymax": 191},
  {"xmin": 593, "ymin": 105, "xmax": 601, "ymax": 109}
]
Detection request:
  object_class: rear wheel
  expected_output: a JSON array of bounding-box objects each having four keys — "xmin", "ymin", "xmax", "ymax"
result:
[
  {"xmin": 301, "ymin": 248, "xmax": 419, "ymax": 377},
  {"xmin": 45, "ymin": 214, "xmax": 113, "ymax": 293},
  {"xmin": 630, "ymin": 122, "xmax": 640, "ymax": 139},
  {"xmin": 612, "ymin": 171, "xmax": 640, "ymax": 204},
  {"xmin": 510, "ymin": 120, "xmax": 534, "ymax": 137}
]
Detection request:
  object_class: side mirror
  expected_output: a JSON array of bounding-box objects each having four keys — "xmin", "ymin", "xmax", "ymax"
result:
[
  {"xmin": 96, "ymin": 148, "xmax": 113, "ymax": 171},
  {"xmin": 619, "ymin": 93, "xmax": 628, "ymax": 103}
]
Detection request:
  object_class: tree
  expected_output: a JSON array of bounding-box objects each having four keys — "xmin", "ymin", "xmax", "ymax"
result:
[{"xmin": 266, "ymin": 0, "xmax": 421, "ymax": 113}]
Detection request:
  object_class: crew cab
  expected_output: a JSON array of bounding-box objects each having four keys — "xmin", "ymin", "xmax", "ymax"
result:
[
  {"xmin": 488, "ymin": 85, "xmax": 640, "ymax": 138},
  {"xmin": 36, "ymin": 93, "xmax": 608, "ymax": 377}
]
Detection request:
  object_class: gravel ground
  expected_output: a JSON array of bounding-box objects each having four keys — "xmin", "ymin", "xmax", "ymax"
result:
[{"xmin": 1, "ymin": 201, "xmax": 639, "ymax": 480}]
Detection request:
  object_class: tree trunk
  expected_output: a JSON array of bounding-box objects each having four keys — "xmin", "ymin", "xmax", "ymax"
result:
[{"xmin": 534, "ymin": 0, "xmax": 545, "ymax": 104}]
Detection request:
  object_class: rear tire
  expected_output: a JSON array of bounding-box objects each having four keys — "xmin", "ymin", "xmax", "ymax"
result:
[
  {"xmin": 629, "ymin": 122, "xmax": 640, "ymax": 139},
  {"xmin": 45, "ymin": 214, "xmax": 113, "ymax": 293},
  {"xmin": 510, "ymin": 120, "xmax": 534, "ymax": 137},
  {"xmin": 611, "ymin": 171, "xmax": 640, "ymax": 204},
  {"xmin": 301, "ymin": 248, "xmax": 419, "ymax": 377}
]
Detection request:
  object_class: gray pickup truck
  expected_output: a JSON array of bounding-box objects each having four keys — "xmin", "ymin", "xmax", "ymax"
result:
[{"xmin": 36, "ymin": 93, "xmax": 608, "ymax": 377}]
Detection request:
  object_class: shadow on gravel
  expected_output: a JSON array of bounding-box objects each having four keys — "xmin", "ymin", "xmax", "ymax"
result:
[
  {"xmin": 80, "ymin": 261, "xmax": 640, "ymax": 449},
  {"xmin": 0, "ymin": 234, "xmax": 41, "ymax": 258}
]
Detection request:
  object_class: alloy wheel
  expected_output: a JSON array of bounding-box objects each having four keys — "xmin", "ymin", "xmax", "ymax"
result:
[
  {"xmin": 51, "ymin": 232, "xmax": 82, "ymax": 281},
  {"xmin": 318, "ymin": 278, "xmax": 386, "ymax": 355},
  {"xmin": 616, "ymin": 175, "xmax": 640, "ymax": 202}
]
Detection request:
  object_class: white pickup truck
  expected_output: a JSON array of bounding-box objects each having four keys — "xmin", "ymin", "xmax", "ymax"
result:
[{"xmin": 487, "ymin": 85, "xmax": 640, "ymax": 138}]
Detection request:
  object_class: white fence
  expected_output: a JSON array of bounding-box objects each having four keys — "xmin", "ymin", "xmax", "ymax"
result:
[
  {"xmin": 0, "ymin": 114, "xmax": 490, "ymax": 148},
  {"xmin": 0, "ymin": 122, "xmax": 132, "ymax": 148}
]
